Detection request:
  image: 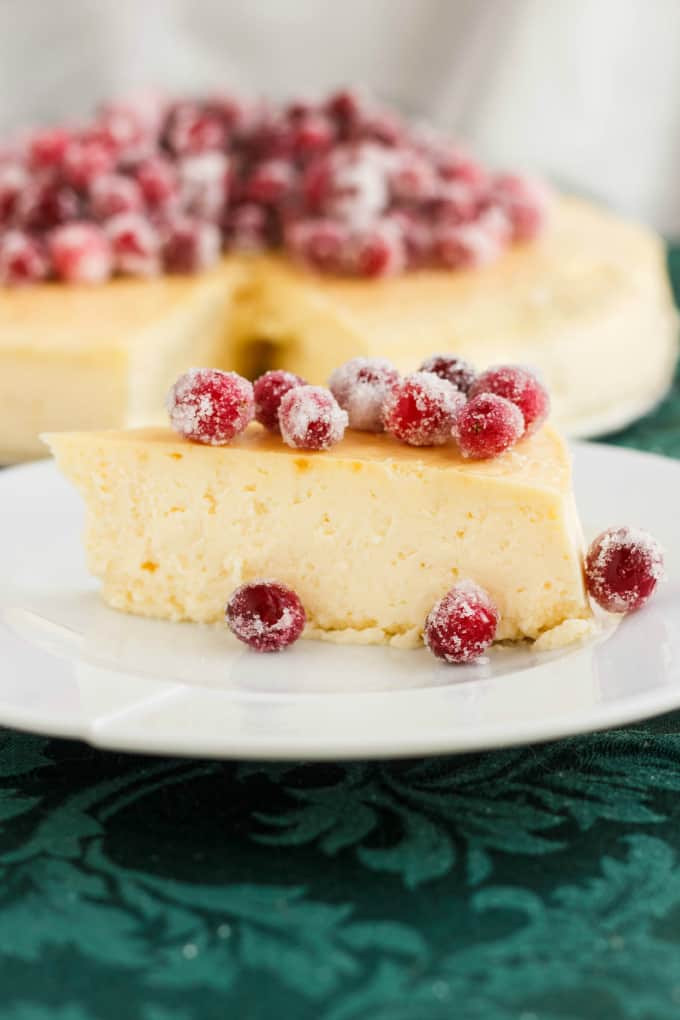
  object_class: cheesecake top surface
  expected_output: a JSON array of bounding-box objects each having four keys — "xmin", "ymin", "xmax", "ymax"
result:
[{"xmin": 47, "ymin": 421, "xmax": 572, "ymax": 492}]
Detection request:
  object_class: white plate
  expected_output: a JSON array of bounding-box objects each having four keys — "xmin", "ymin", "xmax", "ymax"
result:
[{"xmin": 0, "ymin": 443, "xmax": 679, "ymax": 759}]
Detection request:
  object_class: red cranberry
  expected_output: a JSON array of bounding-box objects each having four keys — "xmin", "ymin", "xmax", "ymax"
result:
[
  {"xmin": 28, "ymin": 127, "xmax": 72, "ymax": 169},
  {"xmin": 244, "ymin": 159, "xmax": 295, "ymax": 205},
  {"xmin": 387, "ymin": 209, "xmax": 433, "ymax": 268},
  {"xmin": 350, "ymin": 220, "xmax": 406, "ymax": 278},
  {"xmin": 358, "ymin": 108, "xmax": 404, "ymax": 147},
  {"xmin": 286, "ymin": 217, "xmax": 347, "ymax": 273},
  {"xmin": 167, "ymin": 368, "xmax": 254, "ymax": 445},
  {"xmin": 162, "ymin": 217, "xmax": 221, "ymax": 273},
  {"xmin": 453, "ymin": 392, "xmax": 524, "ymax": 459},
  {"xmin": 278, "ymin": 385, "xmax": 348, "ymax": 450},
  {"xmin": 434, "ymin": 180, "xmax": 482, "ymax": 226},
  {"xmin": 325, "ymin": 144, "xmax": 390, "ymax": 222},
  {"xmin": 292, "ymin": 112, "xmax": 335, "ymax": 155},
  {"xmin": 135, "ymin": 156, "xmax": 179, "ymax": 210},
  {"xmin": 425, "ymin": 581, "xmax": 499, "ymax": 664},
  {"xmin": 0, "ymin": 231, "xmax": 49, "ymax": 285},
  {"xmin": 179, "ymin": 152, "xmax": 230, "ymax": 220},
  {"xmin": 62, "ymin": 138, "xmax": 116, "ymax": 189},
  {"xmin": 225, "ymin": 203, "xmax": 270, "ymax": 252},
  {"xmin": 325, "ymin": 89, "xmax": 364, "ymax": 134},
  {"xmin": 383, "ymin": 371, "xmax": 464, "ymax": 446},
  {"xmin": 328, "ymin": 357, "xmax": 400, "ymax": 432},
  {"xmin": 106, "ymin": 213, "xmax": 161, "ymax": 277},
  {"xmin": 165, "ymin": 103, "xmax": 227, "ymax": 155},
  {"xmin": 433, "ymin": 217, "xmax": 503, "ymax": 270},
  {"xmin": 469, "ymin": 365, "xmax": 550, "ymax": 436},
  {"xmin": 95, "ymin": 101, "xmax": 160, "ymax": 162},
  {"xmin": 254, "ymin": 370, "xmax": 306, "ymax": 432},
  {"xmin": 49, "ymin": 222, "xmax": 113, "ymax": 283},
  {"xmin": 0, "ymin": 163, "xmax": 28, "ymax": 224},
  {"xmin": 89, "ymin": 173, "xmax": 144, "ymax": 218},
  {"xmin": 389, "ymin": 150, "xmax": 438, "ymax": 202},
  {"xmin": 585, "ymin": 527, "xmax": 665, "ymax": 614},
  {"xmin": 419, "ymin": 354, "xmax": 476, "ymax": 395},
  {"xmin": 226, "ymin": 580, "xmax": 306, "ymax": 653},
  {"xmin": 301, "ymin": 156, "xmax": 333, "ymax": 212},
  {"xmin": 18, "ymin": 176, "xmax": 79, "ymax": 231},
  {"xmin": 491, "ymin": 174, "xmax": 549, "ymax": 242}
]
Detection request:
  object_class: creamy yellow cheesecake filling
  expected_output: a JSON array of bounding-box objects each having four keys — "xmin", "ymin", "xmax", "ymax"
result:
[{"xmin": 46, "ymin": 423, "xmax": 591, "ymax": 650}]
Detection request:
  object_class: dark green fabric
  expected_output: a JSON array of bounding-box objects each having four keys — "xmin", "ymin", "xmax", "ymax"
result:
[{"xmin": 2, "ymin": 260, "xmax": 680, "ymax": 1020}]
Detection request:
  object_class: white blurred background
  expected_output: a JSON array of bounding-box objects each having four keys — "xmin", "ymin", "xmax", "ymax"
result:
[{"xmin": 1, "ymin": 0, "xmax": 679, "ymax": 233}]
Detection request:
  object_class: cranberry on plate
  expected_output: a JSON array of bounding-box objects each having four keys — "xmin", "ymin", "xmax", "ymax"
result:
[
  {"xmin": 585, "ymin": 526, "xmax": 665, "ymax": 614},
  {"xmin": 425, "ymin": 581, "xmax": 499, "ymax": 664},
  {"xmin": 226, "ymin": 580, "xmax": 306, "ymax": 652}
]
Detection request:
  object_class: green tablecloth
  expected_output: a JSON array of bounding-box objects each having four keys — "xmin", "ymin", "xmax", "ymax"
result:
[{"xmin": 2, "ymin": 259, "xmax": 680, "ymax": 1020}]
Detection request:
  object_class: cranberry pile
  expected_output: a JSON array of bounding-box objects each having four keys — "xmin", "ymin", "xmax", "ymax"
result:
[{"xmin": 0, "ymin": 89, "xmax": 548, "ymax": 285}]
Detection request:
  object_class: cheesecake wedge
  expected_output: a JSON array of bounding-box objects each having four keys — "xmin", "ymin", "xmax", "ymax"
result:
[{"xmin": 46, "ymin": 423, "xmax": 591, "ymax": 649}]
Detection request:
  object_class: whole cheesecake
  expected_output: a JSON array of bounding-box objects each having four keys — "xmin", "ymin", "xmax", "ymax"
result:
[
  {"xmin": 46, "ymin": 421, "xmax": 592, "ymax": 649},
  {"xmin": 0, "ymin": 89, "xmax": 676, "ymax": 462}
]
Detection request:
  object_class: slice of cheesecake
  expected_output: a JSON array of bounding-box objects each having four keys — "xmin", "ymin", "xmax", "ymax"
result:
[{"xmin": 46, "ymin": 423, "xmax": 591, "ymax": 649}]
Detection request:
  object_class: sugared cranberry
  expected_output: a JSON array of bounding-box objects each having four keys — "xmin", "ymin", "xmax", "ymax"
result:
[
  {"xmin": 167, "ymin": 368, "xmax": 254, "ymax": 445},
  {"xmin": 419, "ymin": 354, "xmax": 476, "ymax": 395},
  {"xmin": 389, "ymin": 151, "xmax": 438, "ymax": 202},
  {"xmin": 469, "ymin": 365, "xmax": 549, "ymax": 436},
  {"xmin": 325, "ymin": 89, "xmax": 364, "ymax": 133},
  {"xmin": 358, "ymin": 108, "xmax": 404, "ymax": 147},
  {"xmin": 325, "ymin": 144, "xmax": 390, "ymax": 222},
  {"xmin": 453, "ymin": 392, "xmax": 524, "ymax": 459},
  {"xmin": 89, "ymin": 173, "xmax": 144, "ymax": 219},
  {"xmin": 585, "ymin": 527, "xmax": 665, "ymax": 614},
  {"xmin": 254, "ymin": 370, "xmax": 306, "ymax": 432},
  {"xmin": 135, "ymin": 156, "xmax": 179, "ymax": 210},
  {"xmin": 62, "ymin": 138, "xmax": 115, "ymax": 189},
  {"xmin": 292, "ymin": 112, "xmax": 335, "ymax": 155},
  {"xmin": 351, "ymin": 220, "xmax": 406, "ymax": 278},
  {"xmin": 28, "ymin": 127, "xmax": 72, "ymax": 169},
  {"xmin": 18, "ymin": 177, "xmax": 79, "ymax": 231},
  {"xmin": 48, "ymin": 222, "xmax": 112, "ymax": 284},
  {"xmin": 244, "ymin": 159, "xmax": 295, "ymax": 205},
  {"xmin": 95, "ymin": 100, "xmax": 160, "ymax": 162},
  {"xmin": 433, "ymin": 216, "xmax": 503, "ymax": 270},
  {"xmin": 165, "ymin": 103, "xmax": 227, "ymax": 155},
  {"xmin": 278, "ymin": 385, "xmax": 348, "ymax": 450},
  {"xmin": 286, "ymin": 217, "xmax": 347, "ymax": 273},
  {"xmin": 179, "ymin": 152, "xmax": 230, "ymax": 220},
  {"xmin": 0, "ymin": 163, "xmax": 27, "ymax": 224},
  {"xmin": 424, "ymin": 581, "xmax": 499, "ymax": 664},
  {"xmin": 491, "ymin": 174, "xmax": 549, "ymax": 242},
  {"xmin": 225, "ymin": 203, "xmax": 270, "ymax": 252},
  {"xmin": 0, "ymin": 231, "xmax": 49, "ymax": 285},
  {"xmin": 106, "ymin": 213, "xmax": 160, "ymax": 277},
  {"xmin": 383, "ymin": 371, "xmax": 464, "ymax": 446},
  {"xmin": 226, "ymin": 580, "xmax": 306, "ymax": 653},
  {"xmin": 329, "ymin": 357, "xmax": 400, "ymax": 431},
  {"xmin": 436, "ymin": 148, "xmax": 488, "ymax": 189},
  {"xmin": 162, "ymin": 217, "xmax": 221, "ymax": 273},
  {"xmin": 387, "ymin": 209, "xmax": 433, "ymax": 268}
]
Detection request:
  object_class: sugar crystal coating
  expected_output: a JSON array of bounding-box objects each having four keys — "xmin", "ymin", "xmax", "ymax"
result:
[
  {"xmin": 167, "ymin": 368, "xmax": 254, "ymax": 445},
  {"xmin": 226, "ymin": 580, "xmax": 306, "ymax": 652},
  {"xmin": 383, "ymin": 371, "xmax": 464, "ymax": 446},
  {"xmin": 585, "ymin": 526, "xmax": 665, "ymax": 614},
  {"xmin": 425, "ymin": 580, "xmax": 499, "ymax": 664},
  {"xmin": 328, "ymin": 357, "xmax": 400, "ymax": 431},
  {"xmin": 419, "ymin": 354, "xmax": 476, "ymax": 395},
  {"xmin": 278, "ymin": 385, "xmax": 348, "ymax": 450},
  {"xmin": 453, "ymin": 392, "xmax": 525, "ymax": 459}
]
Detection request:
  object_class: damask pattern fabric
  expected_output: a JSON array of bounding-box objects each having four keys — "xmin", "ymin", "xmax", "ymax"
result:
[{"xmin": 1, "ymin": 257, "xmax": 680, "ymax": 1020}]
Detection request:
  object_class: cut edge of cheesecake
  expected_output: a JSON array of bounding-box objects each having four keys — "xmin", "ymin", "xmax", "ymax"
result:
[{"xmin": 45, "ymin": 422, "xmax": 593, "ymax": 652}]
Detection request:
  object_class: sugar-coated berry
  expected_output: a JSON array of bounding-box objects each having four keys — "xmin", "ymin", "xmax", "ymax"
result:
[
  {"xmin": 278, "ymin": 384, "xmax": 348, "ymax": 450},
  {"xmin": 0, "ymin": 163, "xmax": 28, "ymax": 224},
  {"xmin": 18, "ymin": 177, "xmax": 79, "ymax": 231},
  {"xmin": 470, "ymin": 364, "xmax": 550, "ymax": 436},
  {"xmin": 89, "ymin": 173, "xmax": 144, "ymax": 218},
  {"xmin": 254, "ymin": 370, "xmax": 306, "ymax": 432},
  {"xmin": 48, "ymin": 222, "xmax": 112, "ymax": 284},
  {"xmin": 106, "ymin": 213, "xmax": 161, "ymax": 277},
  {"xmin": 162, "ymin": 217, "xmax": 221, "ymax": 273},
  {"xmin": 419, "ymin": 354, "xmax": 476, "ymax": 395},
  {"xmin": 226, "ymin": 580, "xmax": 306, "ymax": 653},
  {"xmin": 453, "ymin": 392, "xmax": 524, "ymax": 459},
  {"xmin": 135, "ymin": 156, "xmax": 179, "ymax": 209},
  {"xmin": 28, "ymin": 127, "xmax": 72, "ymax": 169},
  {"xmin": 167, "ymin": 368, "xmax": 254, "ymax": 445},
  {"xmin": 0, "ymin": 231, "xmax": 49, "ymax": 285},
  {"xmin": 585, "ymin": 526, "xmax": 665, "ymax": 614},
  {"xmin": 424, "ymin": 581, "xmax": 499, "ymax": 664},
  {"xmin": 491, "ymin": 174, "xmax": 549, "ymax": 242},
  {"xmin": 328, "ymin": 357, "xmax": 399, "ymax": 432},
  {"xmin": 383, "ymin": 371, "xmax": 464, "ymax": 446},
  {"xmin": 62, "ymin": 138, "xmax": 116, "ymax": 189}
]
